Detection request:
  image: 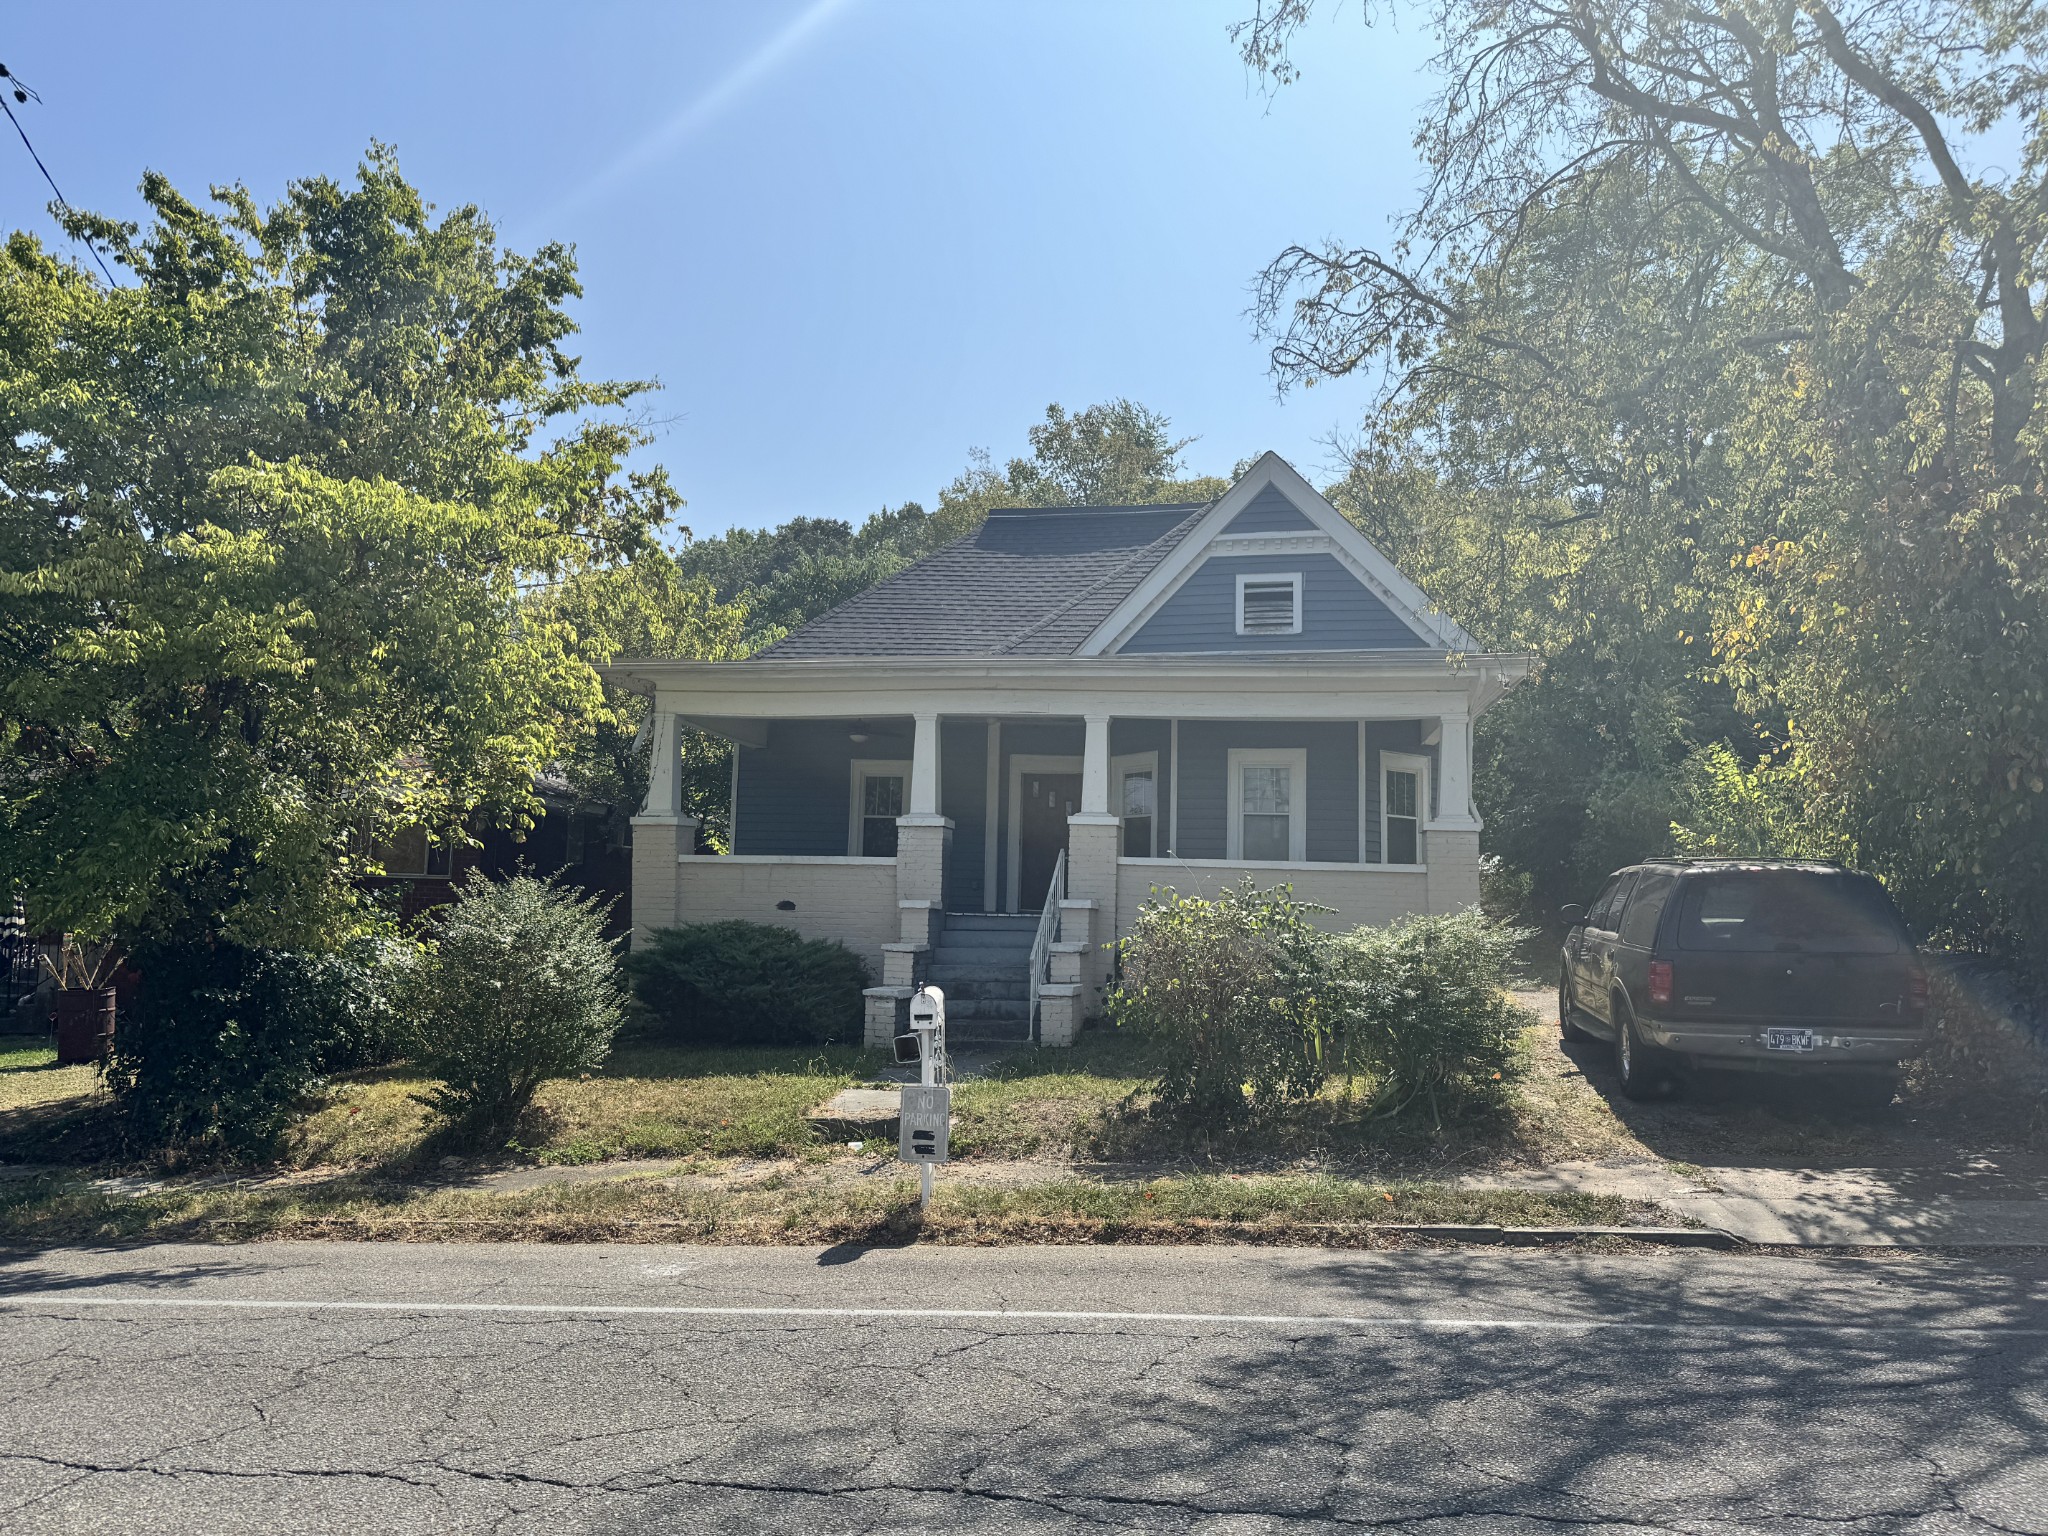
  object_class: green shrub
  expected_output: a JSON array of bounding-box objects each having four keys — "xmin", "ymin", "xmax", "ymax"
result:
[
  {"xmin": 1329, "ymin": 910, "xmax": 1530, "ymax": 1125},
  {"xmin": 403, "ymin": 874, "xmax": 625, "ymax": 1134},
  {"xmin": 109, "ymin": 939, "xmax": 392, "ymax": 1159},
  {"xmin": 624, "ymin": 921, "xmax": 870, "ymax": 1046},
  {"xmin": 322, "ymin": 933, "xmax": 421, "ymax": 1071},
  {"xmin": 1107, "ymin": 879, "xmax": 1333, "ymax": 1120}
]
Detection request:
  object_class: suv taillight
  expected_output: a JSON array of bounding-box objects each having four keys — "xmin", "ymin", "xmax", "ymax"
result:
[
  {"xmin": 1648, "ymin": 960, "xmax": 1673, "ymax": 1007},
  {"xmin": 1905, "ymin": 966, "xmax": 1929, "ymax": 1011}
]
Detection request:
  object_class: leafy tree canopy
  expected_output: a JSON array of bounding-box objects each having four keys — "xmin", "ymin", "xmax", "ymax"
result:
[
  {"xmin": 677, "ymin": 399, "xmax": 1228, "ymax": 651},
  {"xmin": 1240, "ymin": 0, "xmax": 2048, "ymax": 981},
  {"xmin": 0, "ymin": 147, "xmax": 710, "ymax": 947}
]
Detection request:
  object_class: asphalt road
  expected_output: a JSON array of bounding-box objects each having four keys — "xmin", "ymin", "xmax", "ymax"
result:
[{"xmin": 0, "ymin": 1241, "xmax": 2044, "ymax": 1534}]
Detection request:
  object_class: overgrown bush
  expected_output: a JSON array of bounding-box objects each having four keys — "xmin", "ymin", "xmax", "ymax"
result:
[
  {"xmin": 1906, "ymin": 956, "xmax": 2048, "ymax": 1142},
  {"xmin": 1329, "ymin": 910, "xmax": 1530, "ymax": 1125},
  {"xmin": 403, "ymin": 874, "xmax": 625, "ymax": 1134},
  {"xmin": 624, "ymin": 921, "xmax": 870, "ymax": 1046},
  {"xmin": 108, "ymin": 938, "xmax": 394, "ymax": 1159},
  {"xmin": 1107, "ymin": 879, "xmax": 1332, "ymax": 1119}
]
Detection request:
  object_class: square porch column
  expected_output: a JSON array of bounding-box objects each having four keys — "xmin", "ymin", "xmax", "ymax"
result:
[
  {"xmin": 629, "ymin": 709, "xmax": 699, "ymax": 948},
  {"xmin": 1063, "ymin": 712, "xmax": 1122, "ymax": 1012},
  {"xmin": 1427, "ymin": 706, "xmax": 1483, "ymax": 913},
  {"xmin": 894, "ymin": 710, "xmax": 951, "ymax": 951}
]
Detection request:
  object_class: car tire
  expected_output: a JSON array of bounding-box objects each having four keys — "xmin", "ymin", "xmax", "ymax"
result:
[
  {"xmin": 1558, "ymin": 969, "xmax": 1594, "ymax": 1043},
  {"xmin": 1612, "ymin": 996, "xmax": 1676, "ymax": 1101}
]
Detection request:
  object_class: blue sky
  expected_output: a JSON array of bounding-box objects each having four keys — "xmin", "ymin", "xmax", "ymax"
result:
[{"xmin": 1, "ymin": 3, "xmax": 1437, "ymax": 537}]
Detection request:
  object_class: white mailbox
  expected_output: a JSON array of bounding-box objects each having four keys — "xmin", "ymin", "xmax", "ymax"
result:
[
  {"xmin": 898, "ymin": 1083, "xmax": 951, "ymax": 1164},
  {"xmin": 909, "ymin": 985, "xmax": 945, "ymax": 1032}
]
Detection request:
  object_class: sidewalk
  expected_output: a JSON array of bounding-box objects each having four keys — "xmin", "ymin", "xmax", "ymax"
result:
[{"xmin": 1457, "ymin": 1156, "xmax": 2048, "ymax": 1247}]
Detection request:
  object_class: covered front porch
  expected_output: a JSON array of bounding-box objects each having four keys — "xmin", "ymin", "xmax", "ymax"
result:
[{"xmin": 615, "ymin": 655, "xmax": 1515, "ymax": 1047}]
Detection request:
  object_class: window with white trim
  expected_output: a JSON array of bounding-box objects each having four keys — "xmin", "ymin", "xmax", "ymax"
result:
[
  {"xmin": 1112, "ymin": 751, "xmax": 1158, "ymax": 858},
  {"xmin": 1235, "ymin": 572, "xmax": 1302, "ymax": 636},
  {"xmin": 1381, "ymin": 751, "xmax": 1428, "ymax": 866},
  {"xmin": 1227, "ymin": 748, "xmax": 1308, "ymax": 862},
  {"xmin": 848, "ymin": 760, "xmax": 911, "ymax": 857}
]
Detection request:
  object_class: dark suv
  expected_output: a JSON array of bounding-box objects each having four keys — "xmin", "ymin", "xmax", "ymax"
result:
[{"xmin": 1558, "ymin": 860, "xmax": 1931, "ymax": 1101}]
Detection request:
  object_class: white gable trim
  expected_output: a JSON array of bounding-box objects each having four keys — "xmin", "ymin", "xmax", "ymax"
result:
[{"xmin": 1077, "ymin": 452, "xmax": 1480, "ymax": 656}]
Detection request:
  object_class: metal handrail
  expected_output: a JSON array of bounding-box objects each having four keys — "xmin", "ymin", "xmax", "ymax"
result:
[{"xmin": 1026, "ymin": 848, "xmax": 1065, "ymax": 1047}]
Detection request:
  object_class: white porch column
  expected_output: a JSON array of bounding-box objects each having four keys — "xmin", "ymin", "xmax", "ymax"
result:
[
  {"xmin": 1066, "ymin": 712, "xmax": 1122, "ymax": 1017},
  {"xmin": 896, "ymin": 711, "xmax": 951, "ymax": 948},
  {"xmin": 1080, "ymin": 713, "xmax": 1111, "ymax": 815},
  {"xmin": 1427, "ymin": 706, "xmax": 1482, "ymax": 914},
  {"xmin": 643, "ymin": 710, "xmax": 683, "ymax": 818},
  {"xmin": 1433, "ymin": 708, "xmax": 1481, "ymax": 831},
  {"xmin": 629, "ymin": 706, "xmax": 699, "ymax": 949},
  {"xmin": 909, "ymin": 712, "xmax": 941, "ymax": 816}
]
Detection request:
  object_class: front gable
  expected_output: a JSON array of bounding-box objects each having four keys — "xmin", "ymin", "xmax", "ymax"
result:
[{"xmin": 1079, "ymin": 452, "xmax": 1477, "ymax": 656}]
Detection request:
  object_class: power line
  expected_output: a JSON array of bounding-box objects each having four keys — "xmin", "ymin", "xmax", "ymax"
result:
[{"xmin": 0, "ymin": 61, "xmax": 116, "ymax": 285}]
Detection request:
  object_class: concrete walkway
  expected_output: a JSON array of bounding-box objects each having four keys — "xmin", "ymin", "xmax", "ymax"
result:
[{"xmin": 1457, "ymin": 1155, "xmax": 2048, "ymax": 1247}]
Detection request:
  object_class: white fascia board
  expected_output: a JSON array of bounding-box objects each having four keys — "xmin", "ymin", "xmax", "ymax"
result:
[
  {"xmin": 1077, "ymin": 450, "xmax": 1483, "ymax": 656},
  {"xmin": 604, "ymin": 652, "xmax": 1532, "ymax": 712}
]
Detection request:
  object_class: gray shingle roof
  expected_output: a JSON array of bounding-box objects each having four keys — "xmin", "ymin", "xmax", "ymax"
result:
[{"xmin": 756, "ymin": 503, "xmax": 1209, "ymax": 658}]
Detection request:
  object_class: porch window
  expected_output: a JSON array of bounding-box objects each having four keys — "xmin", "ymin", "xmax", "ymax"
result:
[
  {"xmin": 848, "ymin": 760, "xmax": 911, "ymax": 857},
  {"xmin": 1382, "ymin": 751, "xmax": 1428, "ymax": 866},
  {"xmin": 1227, "ymin": 748, "xmax": 1308, "ymax": 862},
  {"xmin": 1113, "ymin": 752, "xmax": 1158, "ymax": 858}
]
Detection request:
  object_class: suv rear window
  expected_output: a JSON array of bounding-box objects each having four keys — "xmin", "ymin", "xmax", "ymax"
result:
[{"xmin": 1675, "ymin": 872, "xmax": 1906, "ymax": 954}]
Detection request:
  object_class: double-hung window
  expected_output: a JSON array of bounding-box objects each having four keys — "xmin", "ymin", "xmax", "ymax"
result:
[
  {"xmin": 1380, "ymin": 752, "xmax": 1428, "ymax": 866},
  {"xmin": 1227, "ymin": 748, "xmax": 1308, "ymax": 862},
  {"xmin": 848, "ymin": 760, "xmax": 911, "ymax": 857},
  {"xmin": 1112, "ymin": 752, "xmax": 1159, "ymax": 858}
]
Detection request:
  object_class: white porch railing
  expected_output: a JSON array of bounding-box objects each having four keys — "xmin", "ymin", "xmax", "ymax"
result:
[{"xmin": 1026, "ymin": 847, "xmax": 1065, "ymax": 1046}]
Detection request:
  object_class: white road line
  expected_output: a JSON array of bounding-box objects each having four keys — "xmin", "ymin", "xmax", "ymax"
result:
[{"xmin": 0, "ymin": 1294, "xmax": 2039, "ymax": 1334}]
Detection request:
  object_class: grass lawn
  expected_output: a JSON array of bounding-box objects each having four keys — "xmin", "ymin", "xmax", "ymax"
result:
[
  {"xmin": 284, "ymin": 1042, "xmax": 896, "ymax": 1170},
  {"xmin": 0, "ymin": 1165, "xmax": 1642, "ymax": 1248},
  {"xmin": 0, "ymin": 1034, "xmax": 109, "ymax": 1163}
]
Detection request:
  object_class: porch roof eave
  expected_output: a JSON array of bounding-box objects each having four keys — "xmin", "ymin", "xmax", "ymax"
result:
[{"xmin": 601, "ymin": 649, "xmax": 1534, "ymax": 723}]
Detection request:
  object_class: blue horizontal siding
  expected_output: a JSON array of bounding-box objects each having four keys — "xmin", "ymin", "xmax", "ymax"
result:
[
  {"xmin": 1173, "ymin": 720, "xmax": 1359, "ymax": 863},
  {"xmin": 1361, "ymin": 720, "xmax": 1431, "ymax": 863},
  {"xmin": 1121, "ymin": 553, "xmax": 1427, "ymax": 654},
  {"xmin": 941, "ymin": 718, "xmax": 988, "ymax": 909},
  {"xmin": 734, "ymin": 719, "xmax": 914, "ymax": 856},
  {"xmin": 1222, "ymin": 483, "xmax": 1316, "ymax": 534}
]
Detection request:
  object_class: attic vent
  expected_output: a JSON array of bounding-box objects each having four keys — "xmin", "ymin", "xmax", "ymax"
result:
[{"xmin": 1236, "ymin": 573, "xmax": 1302, "ymax": 636}]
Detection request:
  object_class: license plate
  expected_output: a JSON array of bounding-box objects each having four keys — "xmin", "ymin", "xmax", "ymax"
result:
[{"xmin": 1765, "ymin": 1028, "xmax": 1817, "ymax": 1053}]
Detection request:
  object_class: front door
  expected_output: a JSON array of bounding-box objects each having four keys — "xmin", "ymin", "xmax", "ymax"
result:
[{"xmin": 1017, "ymin": 772, "xmax": 1081, "ymax": 912}]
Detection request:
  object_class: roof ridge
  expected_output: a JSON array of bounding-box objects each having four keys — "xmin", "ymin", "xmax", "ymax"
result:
[
  {"xmin": 993, "ymin": 505, "xmax": 1208, "ymax": 656},
  {"xmin": 986, "ymin": 500, "xmax": 1208, "ymax": 518}
]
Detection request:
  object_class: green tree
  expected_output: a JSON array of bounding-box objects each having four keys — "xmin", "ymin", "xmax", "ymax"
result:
[
  {"xmin": 677, "ymin": 398, "xmax": 1227, "ymax": 652},
  {"xmin": 1238, "ymin": 2, "xmax": 2048, "ymax": 979},
  {"xmin": 534, "ymin": 553, "xmax": 749, "ymax": 847},
  {"xmin": 0, "ymin": 148, "xmax": 681, "ymax": 948}
]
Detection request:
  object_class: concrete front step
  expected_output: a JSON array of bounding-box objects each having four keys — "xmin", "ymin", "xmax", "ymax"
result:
[
  {"xmin": 943, "ymin": 997, "xmax": 1030, "ymax": 1022},
  {"xmin": 928, "ymin": 978, "xmax": 1028, "ymax": 1003},
  {"xmin": 942, "ymin": 913, "xmax": 1044, "ymax": 932},
  {"xmin": 948, "ymin": 1017, "xmax": 1032, "ymax": 1042}
]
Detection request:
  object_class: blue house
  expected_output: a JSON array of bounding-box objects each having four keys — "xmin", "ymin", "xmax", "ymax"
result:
[{"xmin": 608, "ymin": 453, "xmax": 1529, "ymax": 1046}]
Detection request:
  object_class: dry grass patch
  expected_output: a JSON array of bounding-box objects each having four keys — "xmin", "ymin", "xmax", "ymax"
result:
[
  {"xmin": 0, "ymin": 1166, "xmax": 1639, "ymax": 1248},
  {"xmin": 0, "ymin": 1034, "xmax": 112, "ymax": 1163},
  {"xmin": 283, "ymin": 1043, "xmax": 890, "ymax": 1170}
]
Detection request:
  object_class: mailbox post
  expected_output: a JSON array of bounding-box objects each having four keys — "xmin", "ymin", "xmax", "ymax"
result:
[{"xmin": 897, "ymin": 985, "xmax": 950, "ymax": 1210}]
